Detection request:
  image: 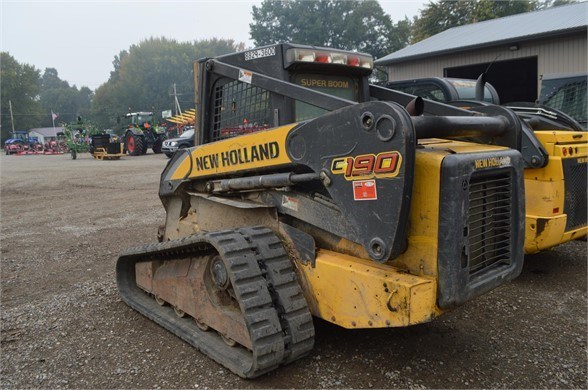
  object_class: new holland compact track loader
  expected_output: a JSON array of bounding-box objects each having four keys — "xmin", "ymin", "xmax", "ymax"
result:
[{"xmin": 117, "ymin": 44, "xmax": 530, "ymax": 378}]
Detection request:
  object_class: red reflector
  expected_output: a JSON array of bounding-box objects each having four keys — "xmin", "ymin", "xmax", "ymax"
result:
[
  {"xmin": 553, "ymin": 207, "xmax": 559, "ymax": 214},
  {"xmin": 315, "ymin": 55, "xmax": 330, "ymax": 63},
  {"xmin": 348, "ymin": 56, "xmax": 360, "ymax": 66},
  {"xmin": 562, "ymin": 147, "xmax": 568, "ymax": 156},
  {"xmin": 568, "ymin": 147, "xmax": 573, "ymax": 156}
]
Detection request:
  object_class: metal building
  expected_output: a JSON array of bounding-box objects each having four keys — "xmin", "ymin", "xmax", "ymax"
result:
[
  {"xmin": 28, "ymin": 127, "xmax": 65, "ymax": 145},
  {"xmin": 375, "ymin": 2, "xmax": 587, "ymax": 103}
]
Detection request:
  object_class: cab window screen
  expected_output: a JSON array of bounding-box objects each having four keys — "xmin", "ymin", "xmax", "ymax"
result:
[
  {"xmin": 293, "ymin": 74, "xmax": 356, "ymax": 121},
  {"xmin": 210, "ymin": 79, "xmax": 270, "ymax": 142},
  {"xmin": 540, "ymin": 77, "xmax": 587, "ymax": 126}
]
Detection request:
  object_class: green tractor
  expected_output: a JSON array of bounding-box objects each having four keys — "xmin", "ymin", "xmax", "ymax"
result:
[{"xmin": 122, "ymin": 111, "xmax": 167, "ymax": 156}]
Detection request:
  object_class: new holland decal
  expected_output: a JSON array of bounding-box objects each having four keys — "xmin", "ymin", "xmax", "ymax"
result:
[
  {"xmin": 330, "ymin": 151, "xmax": 402, "ymax": 180},
  {"xmin": 178, "ymin": 124, "xmax": 293, "ymax": 180},
  {"xmin": 474, "ymin": 156, "xmax": 511, "ymax": 170},
  {"xmin": 195, "ymin": 142, "xmax": 280, "ymax": 171}
]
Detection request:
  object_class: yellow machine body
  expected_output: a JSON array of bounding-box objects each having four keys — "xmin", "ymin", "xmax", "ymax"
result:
[
  {"xmin": 524, "ymin": 131, "xmax": 587, "ymax": 253},
  {"xmin": 159, "ymin": 135, "xmax": 515, "ymax": 329}
]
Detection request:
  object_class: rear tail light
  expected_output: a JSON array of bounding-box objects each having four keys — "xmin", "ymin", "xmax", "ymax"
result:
[
  {"xmin": 315, "ymin": 54, "xmax": 331, "ymax": 63},
  {"xmin": 287, "ymin": 48, "xmax": 373, "ymax": 69},
  {"xmin": 347, "ymin": 56, "xmax": 360, "ymax": 66}
]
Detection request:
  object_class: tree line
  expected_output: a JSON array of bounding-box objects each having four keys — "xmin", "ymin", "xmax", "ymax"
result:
[
  {"xmin": 1, "ymin": 52, "xmax": 94, "ymax": 141},
  {"xmin": 1, "ymin": 38, "xmax": 239, "ymax": 141},
  {"xmin": 1, "ymin": 0, "xmax": 575, "ymax": 141}
]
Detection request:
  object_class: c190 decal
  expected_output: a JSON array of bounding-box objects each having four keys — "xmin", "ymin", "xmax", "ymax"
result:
[{"xmin": 331, "ymin": 151, "xmax": 402, "ymax": 180}]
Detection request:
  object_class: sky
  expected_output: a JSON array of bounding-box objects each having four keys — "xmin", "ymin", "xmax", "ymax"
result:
[{"xmin": 1, "ymin": 0, "xmax": 427, "ymax": 91}]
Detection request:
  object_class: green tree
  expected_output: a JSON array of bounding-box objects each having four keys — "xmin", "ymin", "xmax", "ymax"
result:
[
  {"xmin": 539, "ymin": 0, "xmax": 577, "ymax": 8},
  {"xmin": 0, "ymin": 52, "xmax": 43, "ymax": 142},
  {"xmin": 250, "ymin": 0, "xmax": 410, "ymax": 59},
  {"xmin": 77, "ymin": 87, "xmax": 94, "ymax": 120},
  {"xmin": 389, "ymin": 17, "xmax": 412, "ymax": 54},
  {"xmin": 91, "ymin": 37, "xmax": 239, "ymax": 129},
  {"xmin": 411, "ymin": 0, "xmax": 540, "ymax": 43},
  {"xmin": 39, "ymin": 68, "xmax": 93, "ymax": 126}
]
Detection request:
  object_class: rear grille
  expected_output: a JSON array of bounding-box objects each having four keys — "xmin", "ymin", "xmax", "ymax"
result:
[
  {"xmin": 563, "ymin": 158, "xmax": 587, "ymax": 231},
  {"xmin": 467, "ymin": 171, "xmax": 512, "ymax": 277}
]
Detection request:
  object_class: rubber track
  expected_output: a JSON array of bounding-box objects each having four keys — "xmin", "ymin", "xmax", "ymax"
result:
[
  {"xmin": 239, "ymin": 227, "xmax": 315, "ymax": 364},
  {"xmin": 116, "ymin": 227, "xmax": 314, "ymax": 378}
]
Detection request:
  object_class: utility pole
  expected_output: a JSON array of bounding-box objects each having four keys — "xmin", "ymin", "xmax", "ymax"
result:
[
  {"xmin": 8, "ymin": 100, "xmax": 15, "ymax": 133},
  {"xmin": 171, "ymin": 83, "xmax": 183, "ymax": 116}
]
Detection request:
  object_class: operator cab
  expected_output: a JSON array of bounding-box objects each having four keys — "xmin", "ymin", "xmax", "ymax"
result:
[
  {"xmin": 126, "ymin": 112, "xmax": 154, "ymax": 128},
  {"xmin": 197, "ymin": 43, "xmax": 373, "ymax": 144}
]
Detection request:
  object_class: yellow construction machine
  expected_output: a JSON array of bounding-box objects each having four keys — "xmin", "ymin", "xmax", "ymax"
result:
[
  {"xmin": 117, "ymin": 44, "xmax": 535, "ymax": 377},
  {"xmin": 379, "ymin": 77, "xmax": 588, "ymax": 253},
  {"xmin": 500, "ymin": 106, "xmax": 587, "ymax": 253}
]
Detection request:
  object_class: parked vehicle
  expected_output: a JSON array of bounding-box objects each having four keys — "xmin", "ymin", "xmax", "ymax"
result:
[
  {"xmin": 378, "ymin": 76, "xmax": 587, "ymax": 254},
  {"xmin": 122, "ymin": 112, "xmax": 167, "ymax": 156},
  {"xmin": 161, "ymin": 128, "xmax": 194, "ymax": 158},
  {"xmin": 4, "ymin": 130, "xmax": 43, "ymax": 154},
  {"xmin": 117, "ymin": 43, "xmax": 530, "ymax": 378}
]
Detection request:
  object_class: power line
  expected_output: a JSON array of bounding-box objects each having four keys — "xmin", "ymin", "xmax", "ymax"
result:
[{"xmin": 0, "ymin": 113, "xmax": 81, "ymax": 116}]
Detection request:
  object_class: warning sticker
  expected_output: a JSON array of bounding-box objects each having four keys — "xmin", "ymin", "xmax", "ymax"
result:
[
  {"xmin": 353, "ymin": 180, "xmax": 377, "ymax": 201},
  {"xmin": 238, "ymin": 69, "xmax": 252, "ymax": 84}
]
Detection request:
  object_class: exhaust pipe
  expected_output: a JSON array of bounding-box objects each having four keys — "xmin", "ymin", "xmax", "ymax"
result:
[
  {"xmin": 405, "ymin": 97, "xmax": 424, "ymax": 116},
  {"xmin": 475, "ymin": 73, "xmax": 487, "ymax": 102}
]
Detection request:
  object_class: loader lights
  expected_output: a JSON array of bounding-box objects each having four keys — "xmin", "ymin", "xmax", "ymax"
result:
[
  {"xmin": 315, "ymin": 54, "xmax": 331, "ymax": 63},
  {"xmin": 560, "ymin": 146, "xmax": 576, "ymax": 157},
  {"xmin": 286, "ymin": 48, "xmax": 373, "ymax": 69},
  {"xmin": 347, "ymin": 56, "xmax": 360, "ymax": 66}
]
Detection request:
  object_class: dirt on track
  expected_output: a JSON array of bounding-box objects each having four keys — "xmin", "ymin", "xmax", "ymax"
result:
[{"xmin": 1, "ymin": 152, "xmax": 586, "ymax": 389}]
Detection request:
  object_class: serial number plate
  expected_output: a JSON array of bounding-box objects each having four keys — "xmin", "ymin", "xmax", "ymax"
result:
[{"xmin": 244, "ymin": 46, "xmax": 276, "ymax": 61}]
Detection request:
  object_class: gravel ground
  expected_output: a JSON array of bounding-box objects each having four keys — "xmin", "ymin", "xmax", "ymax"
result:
[{"xmin": 1, "ymin": 152, "xmax": 586, "ymax": 389}]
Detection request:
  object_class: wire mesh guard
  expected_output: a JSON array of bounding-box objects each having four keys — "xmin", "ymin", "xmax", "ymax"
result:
[
  {"xmin": 544, "ymin": 79, "xmax": 587, "ymax": 124},
  {"xmin": 467, "ymin": 171, "xmax": 513, "ymax": 277},
  {"xmin": 563, "ymin": 158, "xmax": 588, "ymax": 231},
  {"xmin": 211, "ymin": 80, "xmax": 271, "ymax": 142}
]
